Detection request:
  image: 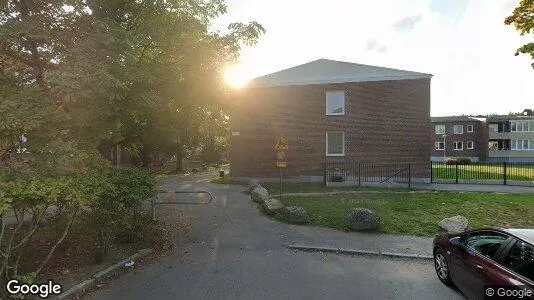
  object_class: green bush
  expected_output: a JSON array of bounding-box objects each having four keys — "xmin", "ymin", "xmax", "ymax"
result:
[
  {"xmin": 88, "ymin": 166, "xmax": 157, "ymax": 260},
  {"xmin": 445, "ymin": 157, "xmax": 472, "ymax": 165}
]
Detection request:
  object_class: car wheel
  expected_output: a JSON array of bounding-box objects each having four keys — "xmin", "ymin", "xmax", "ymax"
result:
[{"xmin": 434, "ymin": 248, "xmax": 453, "ymax": 286}]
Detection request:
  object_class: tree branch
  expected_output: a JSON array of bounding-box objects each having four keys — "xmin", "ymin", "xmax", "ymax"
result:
[{"xmin": 34, "ymin": 206, "xmax": 78, "ymax": 276}]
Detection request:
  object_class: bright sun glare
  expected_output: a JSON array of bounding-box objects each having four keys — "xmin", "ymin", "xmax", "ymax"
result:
[{"xmin": 224, "ymin": 65, "xmax": 249, "ymax": 88}]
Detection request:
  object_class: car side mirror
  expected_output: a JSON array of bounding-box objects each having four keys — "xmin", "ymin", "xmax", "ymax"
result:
[{"xmin": 450, "ymin": 237, "xmax": 465, "ymax": 247}]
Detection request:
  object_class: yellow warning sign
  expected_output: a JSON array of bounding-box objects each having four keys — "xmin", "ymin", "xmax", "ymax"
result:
[
  {"xmin": 274, "ymin": 136, "xmax": 288, "ymax": 150},
  {"xmin": 276, "ymin": 161, "xmax": 287, "ymax": 168}
]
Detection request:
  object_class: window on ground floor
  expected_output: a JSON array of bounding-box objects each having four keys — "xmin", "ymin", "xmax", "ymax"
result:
[
  {"xmin": 435, "ymin": 142, "xmax": 445, "ymax": 150},
  {"xmin": 326, "ymin": 131, "xmax": 345, "ymax": 156},
  {"xmin": 489, "ymin": 141, "xmax": 499, "ymax": 150},
  {"xmin": 511, "ymin": 139, "xmax": 534, "ymax": 150},
  {"xmin": 453, "ymin": 141, "xmax": 463, "ymax": 150},
  {"xmin": 467, "ymin": 141, "xmax": 474, "ymax": 149}
]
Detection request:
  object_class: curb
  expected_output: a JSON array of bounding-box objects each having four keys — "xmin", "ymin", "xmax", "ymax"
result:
[
  {"xmin": 287, "ymin": 244, "xmax": 433, "ymax": 260},
  {"xmin": 55, "ymin": 248, "xmax": 153, "ymax": 300}
]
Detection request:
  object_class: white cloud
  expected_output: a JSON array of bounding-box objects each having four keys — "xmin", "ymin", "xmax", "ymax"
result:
[{"xmin": 215, "ymin": 0, "xmax": 533, "ymax": 116}]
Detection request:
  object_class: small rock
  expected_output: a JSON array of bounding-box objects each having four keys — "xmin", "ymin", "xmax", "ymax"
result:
[
  {"xmin": 245, "ymin": 179, "xmax": 262, "ymax": 194},
  {"xmin": 262, "ymin": 198, "xmax": 285, "ymax": 215},
  {"xmin": 439, "ymin": 215, "xmax": 469, "ymax": 234},
  {"xmin": 121, "ymin": 261, "xmax": 135, "ymax": 268},
  {"xmin": 250, "ymin": 187, "xmax": 269, "ymax": 203},
  {"xmin": 280, "ymin": 206, "xmax": 309, "ymax": 224},
  {"xmin": 345, "ymin": 208, "xmax": 380, "ymax": 231}
]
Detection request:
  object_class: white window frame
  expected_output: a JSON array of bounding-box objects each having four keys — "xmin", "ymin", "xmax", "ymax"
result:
[
  {"xmin": 326, "ymin": 90, "xmax": 346, "ymax": 116},
  {"xmin": 467, "ymin": 141, "xmax": 474, "ymax": 149},
  {"xmin": 435, "ymin": 125, "xmax": 445, "ymax": 135},
  {"xmin": 435, "ymin": 142, "xmax": 444, "ymax": 150},
  {"xmin": 453, "ymin": 141, "xmax": 463, "ymax": 151},
  {"xmin": 489, "ymin": 124, "xmax": 498, "ymax": 133},
  {"xmin": 326, "ymin": 131, "xmax": 345, "ymax": 156},
  {"xmin": 467, "ymin": 125, "xmax": 474, "ymax": 133},
  {"xmin": 453, "ymin": 125, "xmax": 463, "ymax": 134}
]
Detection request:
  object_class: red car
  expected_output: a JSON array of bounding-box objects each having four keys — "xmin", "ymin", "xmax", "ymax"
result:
[{"xmin": 433, "ymin": 228, "xmax": 534, "ymax": 300}]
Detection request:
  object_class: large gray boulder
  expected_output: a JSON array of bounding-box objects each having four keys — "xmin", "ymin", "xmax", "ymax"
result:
[
  {"xmin": 345, "ymin": 208, "xmax": 380, "ymax": 231},
  {"xmin": 280, "ymin": 206, "xmax": 309, "ymax": 224},
  {"xmin": 262, "ymin": 198, "xmax": 285, "ymax": 215},
  {"xmin": 439, "ymin": 215, "xmax": 469, "ymax": 234},
  {"xmin": 245, "ymin": 179, "xmax": 261, "ymax": 194},
  {"xmin": 250, "ymin": 187, "xmax": 269, "ymax": 203}
]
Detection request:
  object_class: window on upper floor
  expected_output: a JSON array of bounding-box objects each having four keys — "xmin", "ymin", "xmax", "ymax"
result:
[
  {"xmin": 489, "ymin": 124, "xmax": 499, "ymax": 133},
  {"xmin": 467, "ymin": 125, "xmax": 474, "ymax": 133},
  {"xmin": 326, "ymin": 131, "xmax": 345, "ymax": 156},
  {"xmin": 511, "ymin": 120, "xmax": 533, "ymax": 132},
  {"xmin": 326, "ymin": 91, "xmax": 345, "ymax": 115},
  {"xmin": 453, "ymin": 125, "xmax": 463, "ymax": 134},
  {"xmin": 435, "ymin": 142, "xmax": 444, "ymax": 150},
  {"xmin": 453, "ymin": 141, "xmax": 463, "ymax": 150},
  {"xmin": 435, "ymin": 125, "xmax": 445, "ymax": 135}
]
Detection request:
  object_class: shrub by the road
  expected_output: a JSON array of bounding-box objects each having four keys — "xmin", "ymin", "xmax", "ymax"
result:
[{"xmin": 0, "ymin": 166, "xmax": 158, "ymax": 298}]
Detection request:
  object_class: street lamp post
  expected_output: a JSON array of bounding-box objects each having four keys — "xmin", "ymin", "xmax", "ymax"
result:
[{"xmin": 442, "ymin": 134, "xmax": 447, "ymax": 163}]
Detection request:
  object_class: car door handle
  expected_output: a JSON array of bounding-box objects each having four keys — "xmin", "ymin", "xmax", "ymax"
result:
[{"xmin": 476, "ymin": 264, "xmax": 484, "ymax": 270}]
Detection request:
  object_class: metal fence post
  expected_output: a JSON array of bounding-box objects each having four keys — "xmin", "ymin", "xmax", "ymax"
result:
[
  {"xmin": 455, "ymin": 163, "xmax": 459, "ymax": 184},
  {"xmin": 408, "ymin": 164, "xmax": 411, "ymax": 188},
  {"xmin": 503, "ymin": 162, "xmax": 507, "ymax": 185},
  {"xmin": 358, "ymin": 163, "xmax": 361, "ymax": 186},
  {"xmin": 430, "ymin": 162, "xmax": 433, "ymax": 183},
  {"xmin": 323, "ymin": 161, "xmax": 327, "ymax": 186}
]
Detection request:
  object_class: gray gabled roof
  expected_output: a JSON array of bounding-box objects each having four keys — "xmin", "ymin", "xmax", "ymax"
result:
[{"xmin": 247, "ymin": 58, "xmax": 433, "ymax": 88}]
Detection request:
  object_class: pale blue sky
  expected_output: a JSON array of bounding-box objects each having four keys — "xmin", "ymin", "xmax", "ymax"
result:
[{"xmin": 214, "ymin": 0, "xmax": 533, "ymax": 116}]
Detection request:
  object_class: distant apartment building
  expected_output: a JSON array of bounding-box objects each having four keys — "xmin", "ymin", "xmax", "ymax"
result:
[
  {"xmin": 487, "ymin": 113, "xmax": 534, "ymax": 162},
  {"xmin": 431, "ymin": 116, "xmax": 489, "ymax": 162}
]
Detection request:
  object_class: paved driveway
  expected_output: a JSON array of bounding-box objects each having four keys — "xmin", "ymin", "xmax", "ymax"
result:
[{"xmin": 87, "ymin": 174, "xmax": 465, "ymax": 300}]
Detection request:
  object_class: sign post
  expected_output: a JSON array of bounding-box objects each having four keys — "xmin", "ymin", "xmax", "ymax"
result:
[{"xmin": 274, "ymin": 136, "xmax": 288, "ymax": 201}]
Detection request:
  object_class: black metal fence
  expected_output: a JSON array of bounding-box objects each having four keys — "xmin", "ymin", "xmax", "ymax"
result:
[
  {"xmin": 431, "ymin": 162, "xmax": 534, "ymax": 186},
  {"xmin": 324, "ymin": 162, "xmax": 413, "ymax": 187},
  {"xmin": 324, "ymin": 162, "xmax": 534, "ymax": 187}
]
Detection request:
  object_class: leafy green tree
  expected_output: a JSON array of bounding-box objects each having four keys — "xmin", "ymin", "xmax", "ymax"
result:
[
  {"xmin": 82, "ymin": 0, "xmax": 263, "ymax": 172},
  {"xmin": 1, "ymin": 0, "xmax": 264, "ymax": 174},
  {"xmin": 0, "ymin": 0, "xmax": 114, "ymax": 174},
  {"xmin": 505, "ymin": 0, "xmax": 534, "ymax": 68}
]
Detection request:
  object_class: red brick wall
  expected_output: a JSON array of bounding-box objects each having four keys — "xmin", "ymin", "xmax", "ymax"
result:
[
  {"xmin": 230, "ymin": 78, "xmax": 431, "ymax": 179},
  {"xmin": 431, "ymin": 121, "xmax": 489, "ymax": 161}
]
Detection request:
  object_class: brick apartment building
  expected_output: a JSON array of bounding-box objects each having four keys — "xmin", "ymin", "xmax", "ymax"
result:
[
  {"xmin": 230, "ymin": 58, "xmax": 432, "ymax": 182},
  {"xmin": 487, "ymin": 113, "xmax": 534, "ymax": 162},
  {"xmin": 431, "ymin": 116, "xmax": 489, "ymax": 162}
]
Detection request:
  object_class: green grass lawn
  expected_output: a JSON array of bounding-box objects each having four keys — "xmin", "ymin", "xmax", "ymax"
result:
[
  {"xmin": 432, "ymin": 163, "xmax": 534, "ymax": 181},
  {"xmin": 279, "ymin": 191, "xmax": 534, "ymax": 236},
  {"xmin": 262, "ymin": 182, "xmax": 411, "ymax": 194}
]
